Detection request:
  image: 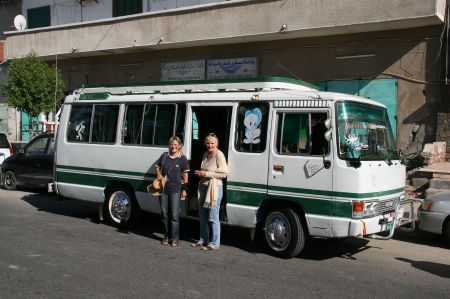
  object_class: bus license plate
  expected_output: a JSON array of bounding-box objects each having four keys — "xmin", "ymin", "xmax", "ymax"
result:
[{"xmin": 386, "ymin": 221, "xmax": 393, "ymax": 230}]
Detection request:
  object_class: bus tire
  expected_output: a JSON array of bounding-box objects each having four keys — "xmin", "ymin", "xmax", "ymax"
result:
[
  {"xmin": 3, "ymin": 171, "xmax": 17, "ymax": 191},
  {"xmin": 264, "ymin": 208, "xmax": 305, "ymax": 258},
  {"xmin": 104, "ymin": 187, "xmax": 141, "ymax": 228}
]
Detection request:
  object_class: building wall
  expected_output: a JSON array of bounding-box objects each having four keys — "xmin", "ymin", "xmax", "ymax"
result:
[
  {"xmin": 20, "ymin": 0, "xmax": 236, "ymax": 25},
  {"xmin": 6, "ymin": 0, "xmax": 445, "ymax": 60},
  {"xmin": 53, "ymin": 26, "xmax": 443, "ymax": 154}
]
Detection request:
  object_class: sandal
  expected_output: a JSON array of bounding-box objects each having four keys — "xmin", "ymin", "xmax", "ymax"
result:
[
  {"xmin": 171, "ymin": 240, "xmax": 178, "ymax": 247},
  {"xmin": 201, "ymin": 244, "xmax": 219, "ymax": 251},
  {"xmin": 162, "ymin": 238, "xmax": 169, "ymax": 246},
  {"xmin": 191, "ymin": 241, "xmax": 203, "ymax": 248}
]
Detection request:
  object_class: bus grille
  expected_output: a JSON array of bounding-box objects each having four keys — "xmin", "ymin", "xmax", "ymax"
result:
[{"xmin": 375, "ymin": 198, "xmax": 398, "ymax": 214}]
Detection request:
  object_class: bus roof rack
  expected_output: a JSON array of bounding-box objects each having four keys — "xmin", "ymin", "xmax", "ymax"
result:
[{"xmin": 75, "ymin": 77, "xmax": 318, "ymax": 96}]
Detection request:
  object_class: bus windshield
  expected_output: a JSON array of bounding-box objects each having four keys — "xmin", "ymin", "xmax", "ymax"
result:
[{"xmin": 337, "ymin": 102, "xmax": 399, "ymax": 162}]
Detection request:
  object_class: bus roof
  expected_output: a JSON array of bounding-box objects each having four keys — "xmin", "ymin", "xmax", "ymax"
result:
[
  {"xmin": 68, "ymin": 77, "xmax": 386, "ymax": 109},
  {"xmin": 74, "ymin": 77, "xmax": 317, "ymax": 98}
]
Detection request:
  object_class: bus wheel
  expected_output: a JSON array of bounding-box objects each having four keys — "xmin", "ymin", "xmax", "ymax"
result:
[
  {"xmin": 3, "ymin": 171, "xmax": 17, "ymax": 191},
  {"xmin": 104, "ymin": 188, "xmax": 141, "ymax": 228},
  {"xmin": 264, "ymin": 208, "xmax": 305, "ymax": 258}
]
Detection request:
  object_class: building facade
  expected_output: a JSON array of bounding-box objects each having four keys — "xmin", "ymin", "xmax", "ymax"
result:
[{"xmin": 2, "ymin": 0, "xmax": 450, "ymax": 156}]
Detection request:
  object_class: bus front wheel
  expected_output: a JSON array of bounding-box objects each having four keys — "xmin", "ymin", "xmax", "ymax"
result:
[
  {"xmin": 104, "ymin": 187, "xmax": 141, "ymax": 228},
  {"xmin": 264, "ymin": 208, "xmax": 305, "ymax": 258}
]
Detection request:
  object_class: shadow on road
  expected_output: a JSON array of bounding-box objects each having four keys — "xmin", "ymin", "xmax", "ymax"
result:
[
  {"xmin": 393, "ymin": 229, "xmax": 449, "ymax": 249},
  {"xmin": 396, "ymin": 257, "xmax": 450, "ymax": 278},
  {"xmin": 21, "ymin": 192, "xmax": 99, "ymax": 222},
  {"xmin": 299, "ymin": 237, "xmax": 376, "ymax": 260},
  {"xmin": 20, "ymin": 192, "xmax": 445, "ymax": 260}
]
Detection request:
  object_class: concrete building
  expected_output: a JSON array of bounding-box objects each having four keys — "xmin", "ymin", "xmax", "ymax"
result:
[
  {"xmin": 2, "ymin": 0, "xmax": 450, "ymax": 157},
  {"xmin": 0, "ymin": 0, "xmax": 21, "ymax": 140}
]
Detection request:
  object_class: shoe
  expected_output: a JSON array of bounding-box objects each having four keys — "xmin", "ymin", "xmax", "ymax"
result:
[
  {"xmin": 191, "ymin": 241, "xmax": 203, "ymax": 248},
  {"xmin": 201, "ymin": 244, "xmax": 219, "ymax": 251},
  {"xmin": 171, "ymin": 240, "xmax": 178, "ymax": 247},
  {"xmin": 162, "ymin": 238, "xmax": 169, "ymax": 245}
]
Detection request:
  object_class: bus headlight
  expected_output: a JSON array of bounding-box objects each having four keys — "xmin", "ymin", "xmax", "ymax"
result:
[{"xmin": 352, "ymin": 200, "xmax": 378, "ymax": 218}]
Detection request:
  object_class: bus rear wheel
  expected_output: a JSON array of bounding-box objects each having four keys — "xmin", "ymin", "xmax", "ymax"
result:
[
  {"xmin": 104, "ymin": 187, "xmax": 141, "ymax": 228},
  {"xmin": 264, "ymin": 208, "xmax": 305, "ymax": 258}
]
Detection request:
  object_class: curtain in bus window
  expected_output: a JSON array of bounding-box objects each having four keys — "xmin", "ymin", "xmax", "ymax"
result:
[
  {"xmin": 235, "ymin": 102, "xmax": 269, "ymax": 153},
  {"xmin": 276, "ymin": 113, "xmax": 309, "ymax": 155},
  {"xmin": 123, "ymin": 104, "xmax": 144, "ymax": 145},
  {"xmin": 175, "ymin": 104, "xmax": 186, "ymax": 143},
  {"xmin": 91, "ymin": 105, "xmax": 119, "ymax": 143},
  {"xmin": 67, "ymin": 105, "xmax": 93, "ymax": 142},
  {"xmin": 142, "ymin": 104, "xmax": 175, "ymax": 146},
  {"xmin": 310, "ymin": 113, "xmax": 329, "ymax": 155}
]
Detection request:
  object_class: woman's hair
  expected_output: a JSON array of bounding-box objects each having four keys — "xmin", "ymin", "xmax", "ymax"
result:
[{"xmin": 204, "ymin": 133, "xmax": 219, "ymax": 145}]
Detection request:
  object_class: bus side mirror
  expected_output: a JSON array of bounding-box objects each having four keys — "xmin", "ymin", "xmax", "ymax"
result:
[
  {"xmin": 324, "ymin": 130, "xmax": 332, "ymax": 141},
  {"xmin": 324, "ymin": 118, "xmax": 332, "ymax": 141},
  {"xmin": 324, "ymin": 118, "xmax": 332, "ymax": 130}
]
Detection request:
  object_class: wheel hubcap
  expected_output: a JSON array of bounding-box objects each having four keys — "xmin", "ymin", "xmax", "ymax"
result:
[
  {"xmin": 109, "ymin": 191, "xmax": 131, "ymax": 222},
  {"xmin": 265, "ymin": 212, "xmax": 291, "ymax": 251},
  {"xmin": 4, "ymin": 174, "xmax": 14, "ymax": 187}
]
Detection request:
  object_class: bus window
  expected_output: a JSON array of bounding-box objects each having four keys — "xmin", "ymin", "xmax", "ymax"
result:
[
  {"xmin": 91, "ymin": 105, "xmax": 120, "ymax": 143},
  {"xmin": 142, "ymin": 104, "xmax": 176, "ymax": 146},
  {"xmin": 275, "ymin": 112, "xmax": 329, "ymax": 156},
  {"xmin": 123, "ymin": 104, "xmax": 144, "ymax": 145},
  {"xmin": 235, "ymin": 102, "xmax": 269, "ymax": 153},
  {"xmin": 67, "ymin": 105, "xmax": 93, "ymax": 142},
  {"xmin": 175, "ymin": 104, "xmax": 186, "ymax": 142},
  {"xmin": 276, "ymin": 113, "xmax": 309, "ymax": 155}
]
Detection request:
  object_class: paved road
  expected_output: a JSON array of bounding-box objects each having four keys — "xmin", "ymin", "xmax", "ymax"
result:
[{"xmin": 0, "ymin": 189, "xmax": 449, "ymax": 298}]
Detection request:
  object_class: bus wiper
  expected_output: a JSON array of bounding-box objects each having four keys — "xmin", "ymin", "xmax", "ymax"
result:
[{"xmin": 383, "ymin": 152, "xmax": 393, "ymax": 166}]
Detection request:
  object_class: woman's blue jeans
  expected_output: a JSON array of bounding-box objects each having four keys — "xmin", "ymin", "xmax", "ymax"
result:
[
  {"xmin": 198, "ymin": 184, "xmax": 223, "ymax": 247},
  {"xmin": 160, "ymin": 192, "xmax": 181, "ymax": 241}
]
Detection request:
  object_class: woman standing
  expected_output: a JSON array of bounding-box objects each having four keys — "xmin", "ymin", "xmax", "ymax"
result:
[
  {"xmin": 155, "ymin": 137, "xmax": 189, "ymax": 247},
  {"xmin": 192, "ymin": 133, "xmax": 228, "ymax": 250}
]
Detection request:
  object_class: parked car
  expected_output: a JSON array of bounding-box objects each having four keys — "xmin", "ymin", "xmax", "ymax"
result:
[
  {"xmin": 417, "ymin": 189, "xmax": 450, "ymax": 246},
  {"xmin": 0, "ymin": 133, "xmax": 13, "ymax": 165},
  {"xmin": 1, "ymin": 133, "xmax": 54, "ymax": 191}
]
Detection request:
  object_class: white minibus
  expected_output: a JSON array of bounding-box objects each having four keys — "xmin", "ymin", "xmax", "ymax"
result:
[{"xmin": 54, "ymin": 77, "xmax": 412, "ymax": 258}]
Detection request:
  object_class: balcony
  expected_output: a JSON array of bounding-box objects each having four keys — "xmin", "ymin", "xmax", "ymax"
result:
[{"xmin": 4, "ymin": 0, "xmax": 446, "ymax": 60}]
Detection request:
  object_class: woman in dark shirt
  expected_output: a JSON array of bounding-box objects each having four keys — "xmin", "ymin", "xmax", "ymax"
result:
[{"xmin": 155, "ymin": 137, "xmax": 189, "ymax": 247}]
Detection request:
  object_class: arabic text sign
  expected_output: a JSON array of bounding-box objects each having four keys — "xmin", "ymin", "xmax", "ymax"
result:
[
  {"xmin": 161, "ymin": 60, "xmax": 205, "ymax": 81},
  {"xmin": 207, "ymin": 57, "xmax": 258, "ymax": 79}
]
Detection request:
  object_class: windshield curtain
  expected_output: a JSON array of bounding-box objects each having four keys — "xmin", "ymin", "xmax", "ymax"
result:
[{"xmin": 337, "ymin": 101, "xmax": 398, "ymax": 160}]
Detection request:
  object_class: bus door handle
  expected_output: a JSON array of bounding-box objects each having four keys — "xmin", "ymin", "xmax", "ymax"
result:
[{"xmin": 272, "ymin": 165, "xmax": 284, "ymax": 178}]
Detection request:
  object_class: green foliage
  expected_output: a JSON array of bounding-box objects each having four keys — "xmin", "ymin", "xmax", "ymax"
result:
[{"xmin": 0, "ymin": 51, "xmax": 65, "ymax": 118}]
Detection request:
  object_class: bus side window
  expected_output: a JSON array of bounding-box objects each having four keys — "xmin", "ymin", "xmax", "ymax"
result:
[
  {"xmin": 142, "ymin": 104, "xmax": 176, "ymax": 146},
  {"xmin": 123, "ymin": 104, "xmax": 144, "ymax": 145},
  {"xmin": 234, "ymin": 102, "xmax": 269, "ymax": 153},
  {"xmin": 91, "ymin": 104, "xmax": 120, "ymax": 143},
  {"xmin": 276, "ymin": 113, "xmax": 309, "ymax": 155},
  {"xmin": 310, "ymin": 113, "xmax": 329, "ymax": 155},
  {"xmin": 67, "ymin": 105, "xmax": 93, "ymax": 143}
]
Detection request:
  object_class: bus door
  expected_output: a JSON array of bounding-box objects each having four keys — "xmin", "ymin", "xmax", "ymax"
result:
[
  {"xmin": 225, "ymin": 102, "xmax": 271, "ymax": 227},
  {"xmin": 268, "ymin": 109, "xmax": 333, "ymax": 237},
  {"xmin": 186, "ymin": 104, "xmax": 232, "ymax": 220}
]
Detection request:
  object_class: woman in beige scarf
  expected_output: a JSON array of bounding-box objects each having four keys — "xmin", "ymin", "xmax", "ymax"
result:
[{"xmin": 192, "ymin": 133, "xmax": 228, "ymax": 250}]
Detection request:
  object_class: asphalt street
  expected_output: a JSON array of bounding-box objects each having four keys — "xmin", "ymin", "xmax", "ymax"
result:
[{"xmin": 0, "ymin": 189, "xmax": 449, "ymax": 298}]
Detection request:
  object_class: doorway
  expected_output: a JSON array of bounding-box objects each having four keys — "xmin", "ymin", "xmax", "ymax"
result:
[{"xmin": 187, "ymin": 105, "xmax": 232, "ymax": 221}]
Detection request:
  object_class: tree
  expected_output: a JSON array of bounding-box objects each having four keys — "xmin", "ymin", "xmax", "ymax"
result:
[{"xmin": 0, "ymin": 51, "xmax": 65, "ymax": 118}]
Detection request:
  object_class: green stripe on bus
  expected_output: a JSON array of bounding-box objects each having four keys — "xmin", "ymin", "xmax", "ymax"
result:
[
  {"xmin": 56, "ymin": 171, "xmax": 151, "ymax": 193},
  {"xmin": 57, "ymin": 164, "xmax": 154, "ymax": 178}
]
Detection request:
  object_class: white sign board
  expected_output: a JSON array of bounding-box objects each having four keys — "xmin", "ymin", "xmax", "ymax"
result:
[
  {"xmin": 207, "ymin": 57, "xmax": 258, "ymax": 79},
  {"xmin": 161, "ymin": 60, "xmax": 205, "ymax": 81}
]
